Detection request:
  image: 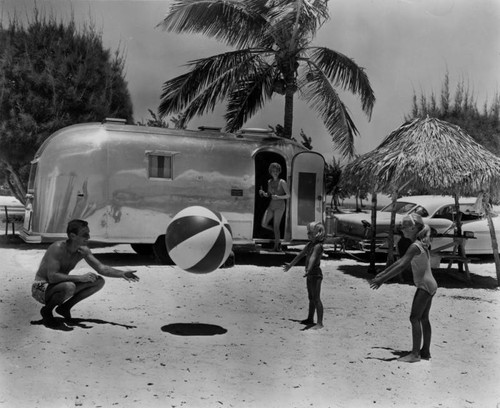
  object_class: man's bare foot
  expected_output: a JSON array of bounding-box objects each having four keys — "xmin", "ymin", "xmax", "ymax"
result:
[
  {"xmin": 311, "ymin": 323, "xmax": 324, "ymax": 330},
  {"xmin": 40, "ymin": 306, "xmax": 72, "ymax": 330},
  {"xmin": 397, "ymin": 353, "xmax": 421, "ymax": 363},
  {"xmin": 40, "ymin": 306, "xmax": 54, "ymax": 320},
  {"xmin": 420, "ymin": 350, "xmax": 431, "ymax": 360},
  {"xmin": 46, "ymin": 319, "xmax": 73, "ymax": 331},
  {"xmin": 55, "ymin": 306, "xmax": 72, "ymax": 320},
  {"xmin": 300, "ymin": 319, "xmax": 314, "ymax": 325}
]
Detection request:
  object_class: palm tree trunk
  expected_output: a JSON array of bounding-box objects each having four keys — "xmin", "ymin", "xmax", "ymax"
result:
[
  {"xmin": 3, "ymin": 161, "xmax": 27, "ymax": 205},
  {"xmin": 283, "ymin": 87, "xmax": 294, "ymax": 138}
]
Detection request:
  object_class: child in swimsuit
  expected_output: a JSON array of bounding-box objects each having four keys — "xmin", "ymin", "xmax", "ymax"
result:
[
  {"xmin": 283, "ymin": 221, "xmax": 325, "ymax": 329},
  {"xmin": 370, "ymin": 213, "xmax": 438, "ymax": 362}
]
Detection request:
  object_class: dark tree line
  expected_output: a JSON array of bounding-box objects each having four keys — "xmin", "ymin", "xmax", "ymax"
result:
[{"xmin": 0, "ymin": 9, "xmax": 133, "ymax": 203}]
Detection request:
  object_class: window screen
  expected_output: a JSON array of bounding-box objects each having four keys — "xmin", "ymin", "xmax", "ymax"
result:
[
  {"xmin": 297, "ymin": 172, "xmax": 316, "ymax": 225},
  {"xmin": 27, "ymin": 162, "xmax": 38, "ymax": 193},
  {"xmin": 148, "ymin": 154, "xmax": 173, "ymax": 179}
]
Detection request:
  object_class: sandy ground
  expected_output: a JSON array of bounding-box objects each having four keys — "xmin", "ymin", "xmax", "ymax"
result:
[{"xmin": 1, "ymin": 233, "xmax": 499, "ymax": 408}]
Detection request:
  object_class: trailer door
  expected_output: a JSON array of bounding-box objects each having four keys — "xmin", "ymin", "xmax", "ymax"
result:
[
  {"xmin": 22, "ymin": 160, "xmax": 38, "ymax": 233},
  {"xmin": 290, "ymin": 151, "xmax": 325, "ymax": 240}
]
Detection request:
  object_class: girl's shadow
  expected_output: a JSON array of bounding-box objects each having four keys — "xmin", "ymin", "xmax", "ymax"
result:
[
  {"xmin": 365, "ymin": 346, "xmax": 408, "ymax": 361},
  {"xmin": 289, "ymin": 318, "xmax": 317, "ymax": 331}
]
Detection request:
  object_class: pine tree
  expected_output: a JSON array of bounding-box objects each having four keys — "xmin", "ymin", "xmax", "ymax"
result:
[{"xmin": 407, "ymin": 71, "xmax": 500, "ymax": 155}]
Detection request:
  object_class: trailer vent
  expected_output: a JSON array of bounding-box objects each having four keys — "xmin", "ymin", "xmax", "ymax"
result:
[
  {"xmin": 237, "ymin": 128, "xmax": 277, "ymax": 138},
  {"xmin": 103, "ymin": 118, "xmax": 127, "ymax": 124},
  {"xmin": 198, "ymin": 126, "xmax": 222, "ymax": 131}
]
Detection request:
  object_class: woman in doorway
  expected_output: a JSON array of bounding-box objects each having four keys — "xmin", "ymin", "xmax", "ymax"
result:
[{"xmin": 259, "ymin": 162, "xmax": 290, "ymax": 251}]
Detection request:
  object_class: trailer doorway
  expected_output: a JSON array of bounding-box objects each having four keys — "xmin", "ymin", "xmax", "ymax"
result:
[{"xmin": 253, "ymin": 151, "xmax": 287, "ymax": 240}]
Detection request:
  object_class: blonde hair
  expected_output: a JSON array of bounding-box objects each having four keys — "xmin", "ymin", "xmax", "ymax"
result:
[
  {"xmin": 268, "ymin": 162, "xmax": 281, "ymax": 174},
  {"xmin": 403, "ymin": 213, "xmax": 431, "ymax": 246},
  {"xmin": 307, "ymin": 221, "xmax": 325, "ymax": 242}
]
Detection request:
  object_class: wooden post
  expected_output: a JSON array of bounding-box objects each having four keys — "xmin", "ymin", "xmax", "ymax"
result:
[
  {"xmin": 454, "ymin": 194, "xmax": 465, "ymax": 273},
  {"xmin": 483, "ymin": 192, "xmax": 500, "ymax": 286},
  {"xmin": 386, "ymin": 192, "xmax": 398, "ymax": 266},
  {"xmin": 368, "ymin": 192, "xmax": 378, "ymax": 274}
]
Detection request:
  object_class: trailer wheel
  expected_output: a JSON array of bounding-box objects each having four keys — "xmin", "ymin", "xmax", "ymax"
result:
[
  {"xmin": 130, "ymin": 244, "xmax": 154, "ymax": 256},
  {"xmin": 153, "ymin": 235, "xmax": 173, "ymax": 265},
  {"xmin": 220, "ymin": 251, "xmax": 235, "ymax": 268}
]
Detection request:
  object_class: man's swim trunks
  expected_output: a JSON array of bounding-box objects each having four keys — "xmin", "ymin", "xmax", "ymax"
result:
[{"xmin": 32, "ymin": 281, "xmax": 49, "ymax": 304}]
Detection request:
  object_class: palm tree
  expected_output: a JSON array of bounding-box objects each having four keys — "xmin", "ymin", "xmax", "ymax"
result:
[{"xmin": 158, "ymin": 0, "xmax": 375, "ymax": 157}]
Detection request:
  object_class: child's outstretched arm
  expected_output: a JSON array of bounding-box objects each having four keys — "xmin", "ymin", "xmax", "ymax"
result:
[
  {"xmin": 283, "ymin": 247, "xmax": 307, "ymax": 272},
  {"xmin": 369, "ymin": 262, "xmax": 402, "ymax": 289},
  {"xmin": 369, "ymin": 246, "xmax": 417, "ymax": 289}
]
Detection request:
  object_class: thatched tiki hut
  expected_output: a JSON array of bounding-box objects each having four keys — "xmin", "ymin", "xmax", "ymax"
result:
[{"xmin": 341, "ymin": 116, "xmax": 500, "ymax": 285}]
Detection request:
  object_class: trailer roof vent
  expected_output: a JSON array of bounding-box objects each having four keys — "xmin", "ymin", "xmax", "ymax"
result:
[
  {"xmin": 198, "ymin": 126, "xmax": 222, "ymax": 131},
  {"xmin": 103, "ymin": 118, "xmax": 127, "ymax": 124},
  {"xmin": 237, "ymin": 128, "xmax": 277, "ymax": 138}
]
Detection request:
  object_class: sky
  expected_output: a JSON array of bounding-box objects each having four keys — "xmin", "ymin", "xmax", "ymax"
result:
[{"xmin": 1, "ymin": 0, "xmax": 499, "ymax": 162}]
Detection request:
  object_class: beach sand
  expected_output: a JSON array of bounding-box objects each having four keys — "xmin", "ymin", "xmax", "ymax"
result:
[{"xmin": 1, "ymin": 239, "xmax": 499, "ymax": 408}]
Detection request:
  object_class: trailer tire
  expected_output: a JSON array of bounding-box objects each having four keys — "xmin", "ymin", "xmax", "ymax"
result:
[
  {"xmin": 131, "ymin": 244, "xmax": 154, "ymax": 256},
  {"xmin": 153, "ymin": 235, "xmax": 173, "ymax": 265},
  {"xmin": 220, "ymin": 251, "xmax": 235, "ymax": 268}
]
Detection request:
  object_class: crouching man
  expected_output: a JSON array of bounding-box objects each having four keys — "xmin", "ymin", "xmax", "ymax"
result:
[{"xmin": 32, "ymin": 219, "xmax": 139, "ymax": 327}]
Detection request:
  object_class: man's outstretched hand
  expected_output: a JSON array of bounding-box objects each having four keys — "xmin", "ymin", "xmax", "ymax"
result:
[{"xmin": 123, "ymin": 270, "xmax": 139, "ymax": 282}]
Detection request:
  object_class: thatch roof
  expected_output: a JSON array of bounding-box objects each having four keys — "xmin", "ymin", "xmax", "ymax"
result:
[{"xmin": 341, "ymin": 117, "xmax": 500, "ymax": 201}]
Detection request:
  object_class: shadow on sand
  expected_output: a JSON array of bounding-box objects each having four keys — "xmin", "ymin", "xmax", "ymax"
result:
[
  {"xmin": 365, "ymin": 347, "xmax": 411, "ymax": 362},
  {"xmin": 161, "ymin": 323, "xmax": 227, "ymax": 336},
  {"xmin": 31, "ymin": 317, "xmax": 136, "ymax": 331},
  {"xmin": 0, "ymin": 234, "xmax": 51, "ymax": 250},
  {"xmin": 337, "ymin": 263, "xmax": 498, "ymax": 290}
]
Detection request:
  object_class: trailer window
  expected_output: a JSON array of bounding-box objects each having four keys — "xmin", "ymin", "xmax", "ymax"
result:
[
  {"xmin": 297, "ymin": 172, "xmax": 316, "ymax": 225},
  {"xmin": 147, "ymin": 154, "xmax": 173, "ymax": 179},
  {"xmin": 27, "ymin": 162, "xmax": 38, "ymax": 193}
]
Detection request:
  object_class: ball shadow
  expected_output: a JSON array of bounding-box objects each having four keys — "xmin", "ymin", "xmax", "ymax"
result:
[{"xmin": 161, "ymin": 323, "xmax": 227, "ymax": 336}]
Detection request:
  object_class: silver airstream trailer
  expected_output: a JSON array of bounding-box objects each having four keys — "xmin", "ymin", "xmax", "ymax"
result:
[{"xmin": 19, "ymin": 118, "xmax": 325, "ymax": 260}]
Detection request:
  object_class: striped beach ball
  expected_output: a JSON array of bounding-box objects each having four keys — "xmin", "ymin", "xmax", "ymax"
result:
[{"xmin": 166, "ymin": 206, "xmax": 233, "ymax": 274}]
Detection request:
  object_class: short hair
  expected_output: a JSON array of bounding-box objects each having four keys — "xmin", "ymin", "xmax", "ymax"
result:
[
  {"xmin": 403, "ymin": 214, "xmax": 431, "ymax": 245},
  {"xmin": 307, "ymin": 221, "xmax": 325, "ymax": 242},
  {"xmin": 268, "ymin": 162, "xmax": 281, "ymax": 174},
  {"xmin": 67, "ymin": 219, "xmax": 88, "ymax": 236}
]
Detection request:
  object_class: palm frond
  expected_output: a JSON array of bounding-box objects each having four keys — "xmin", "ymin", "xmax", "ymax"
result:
[
  {"xmin": 309, "ymin": 46, "xmax": 375, "ymax": 118},
  {"xmin": 158, "ymin": 0, "xmax": 269, "ymax": 49},
  {"xmin": 265, "ymin": 0, "xmax": 329, "ymax": 49},
  {"xmin": 170, "ymin": 53, "xmax": 271, "ymax": 125},
  {"xmin": 298, "ymin": 68, "xmax": 358, "ymax": 158},
  {"xmin": 266, "ymin": 0, "xmax": 329, "ymax": 31},
  {"xmin": 224, "ymin": 63, "xmax": 276, "ymax": 131},
  {"xmin": 159, "ymin": 48, "xmax": 270, "ymax": 117}
]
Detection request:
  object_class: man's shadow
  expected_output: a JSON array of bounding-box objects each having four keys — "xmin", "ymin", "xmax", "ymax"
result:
[
  {"xmin": 365, "ymin": 346, "xmax": 408, "ymax": 361},
  {"xmin": 31, "ymin": 317, "xmax": 136, "ymax": 331}
]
